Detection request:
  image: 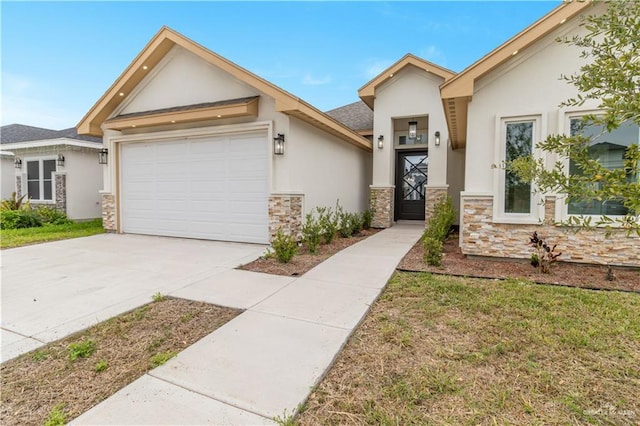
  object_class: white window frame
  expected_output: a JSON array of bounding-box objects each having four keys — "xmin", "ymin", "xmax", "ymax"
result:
[
  {"xmin": 23, "ymin": 156, "xmax": 57, "ymax": 203},
  {"xmin": 493, "ymin": 114, "xmax": 545, "ymax": 224},
  {"xmin": 555, "ymin": 109, "xmax": 640, "ymax": 225}
]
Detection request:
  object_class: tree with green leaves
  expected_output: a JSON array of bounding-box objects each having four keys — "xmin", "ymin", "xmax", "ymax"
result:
[{"xmin": 509, "ymin": 0, "xmax": 640, "ymax": 235}]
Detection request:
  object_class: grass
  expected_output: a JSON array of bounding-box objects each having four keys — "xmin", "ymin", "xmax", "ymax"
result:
[
  {"xmin": 0, "ymin": 218, "xmax": 104, "ymax": 249},
  {"xmin": 298, "ymin": 272, "xmax": 640, "ymax": 425},
  {"xmin": 1, "ymin": 297, "xmax": 241, "ymax": 426}
]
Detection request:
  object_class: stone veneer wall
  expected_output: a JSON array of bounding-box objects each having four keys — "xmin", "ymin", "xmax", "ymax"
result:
[
  {"xmin": 461, "ymin": 195, "xmax": 640, "ymax": 267},
  {"xmin": 370, "ymin": 186, "xmax": 394, "ymax": 228},
  {"xmin": 101, "ymin": 193, "xmax": 116, "ymax": 232},
  {"xmin": 54, "ymin": 174, "xmax": 66, "ymax": 214},
  {"xmin": 425, "ymin": 187, "xmax": 448, "ymax": 223},
  {"xmin": 15, "ymin": 176, "xmax": 22, "ymax": 198},
  {"xmin": 268, "ymin": 194, "xmax": 303, "ymax": 241}
]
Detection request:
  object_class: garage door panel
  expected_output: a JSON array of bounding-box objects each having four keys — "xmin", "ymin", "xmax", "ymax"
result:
[{"xmin": 121, "ymin": 131, "xmax": 268, "ymax": 244}]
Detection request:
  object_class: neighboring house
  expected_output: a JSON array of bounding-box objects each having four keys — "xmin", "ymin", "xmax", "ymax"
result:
[
  {"xmin": 77, "ymin": 1, "xmax": 638, "ymax": 266},
  {"xmin": 77, "ymin": 27, "xmax": 371, "ymax": 244},
  {"xmin": 0, "ymin": 124, "xmax": 104, "ymax": 220},
  {"xmin": 1, "ymin": 151, "xmax": 15, "ymax": 200}
]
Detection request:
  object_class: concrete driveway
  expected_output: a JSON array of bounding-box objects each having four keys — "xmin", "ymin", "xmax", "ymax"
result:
[{"xmin": 1, "ymin": 234, "xmax": 267, "ymax": 362}]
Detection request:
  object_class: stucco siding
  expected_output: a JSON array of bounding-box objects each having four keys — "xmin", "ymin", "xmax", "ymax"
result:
[
  {"xmin": 64, "ymin": 150, "xmax": 102, "ymax": 219},
  {"xmin": 1, "ymin": 156, "xmax": 15, "ymax": 199},
  {"xmin": 288, "ymin": 117, "xmax": 372, "ymax": 215},
  {"xmin": 120, "ymin": 46, "xmax": 258, "ymax": 115}
]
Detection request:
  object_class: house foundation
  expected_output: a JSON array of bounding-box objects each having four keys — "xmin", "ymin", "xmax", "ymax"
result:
[{"xmin": 370, "ymin": 186, "xmax": 394, "ymax": 228}]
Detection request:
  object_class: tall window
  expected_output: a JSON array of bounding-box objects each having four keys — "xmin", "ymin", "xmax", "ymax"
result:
[
  {"xmin": 568, "ymin": 119, "xmax": 639, "ymax": 216},
  {"xmin": 504, "ymin": 120, "xmax": 534, "ymax": 214},
  {"xmin": 26, "ymin": 159, "xmax": 56, "ymax": 201}
]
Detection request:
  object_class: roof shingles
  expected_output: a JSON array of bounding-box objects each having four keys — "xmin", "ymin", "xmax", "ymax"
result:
[
  {"xmin": 0, "ymin": 124, "xmax": 101, "ymax": 144},
  {"xmin": 325, "ymin": 101, "xmax": 373, "ymax": 132}
]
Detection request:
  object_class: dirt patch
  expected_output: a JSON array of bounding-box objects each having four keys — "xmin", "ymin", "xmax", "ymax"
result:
[
  {"xmin": 239, "ymin": 228, "xmax": 380, "ymax": 276},
  {"xmin": 0, "ymin": 297, "xmax": 240, "ymax": 426},
  {"xmin": 398, "ymin": 232, "xmax": 640, "ymax": 293}
]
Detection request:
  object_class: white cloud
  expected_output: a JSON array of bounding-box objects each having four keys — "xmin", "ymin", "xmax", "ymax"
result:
[
  {"xmin": 302, "ymin": 73, "xmax": 332, "ymax": 86},
  {"xmin": 364, "ymin": 60, "xmax": 393, "ymax": 79}
]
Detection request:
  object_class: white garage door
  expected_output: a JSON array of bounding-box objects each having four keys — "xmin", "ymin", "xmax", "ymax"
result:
[{"xmin": 120, "ymin": 131, "xmax": 269, "ymax": 244}]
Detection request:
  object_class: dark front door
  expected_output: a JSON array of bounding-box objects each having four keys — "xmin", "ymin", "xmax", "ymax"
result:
[{"xmin": 395, "ymin": 150, "xmax": 427, "ymax": 221}]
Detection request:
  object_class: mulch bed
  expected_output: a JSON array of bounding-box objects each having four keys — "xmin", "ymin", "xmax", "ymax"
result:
[
  {"xmin": 0, "ymin": 297, "xmax": 240, "ymax": 426},
  {"xmin": 398, "ymin": 232, "xmax": 640, "ymax": 293},
  {"xmin": 239, "ymin": 228, "xmax": 380, "ymax": 277}
]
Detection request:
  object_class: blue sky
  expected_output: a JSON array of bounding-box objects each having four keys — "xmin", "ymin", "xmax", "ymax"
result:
[{"xmin": 1, "ymin": 1, "xmax": 559, "ymax": 130}]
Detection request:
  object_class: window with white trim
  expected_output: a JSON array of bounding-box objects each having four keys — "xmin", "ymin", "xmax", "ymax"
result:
[
  {"xmin": 567, "ymin": 117, "xmax": 639, "ymax": 216},
  {"xmin": 26, "ymin": 159, "xmax": 56, "ymax": 201}
]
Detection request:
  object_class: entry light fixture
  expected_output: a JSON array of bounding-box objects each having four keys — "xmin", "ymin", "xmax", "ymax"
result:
[
  {"xmin": 98, "ymin": 148, "xmax": 109, "ymax": 165},
  {"xmin": 377, "ymin": 135, "xmax": 384, "ymax": 149},
  {"xmin": 14, "ymin": 157, "xmax": 22, "ymax": 169},
  {"xmin": 57, "ymin": 154, "xmax": 65, "ymax": 167},
  {"xmin": 408, "ymin": 121, "xmax": 418, "ymax": 139},
  {"xmin": 273, "ymin": 133, "xmax": 285, "ymax": 155},
  {"xmin": 435, "ymin": 131, "xmax": 441, "ymax": 146}
]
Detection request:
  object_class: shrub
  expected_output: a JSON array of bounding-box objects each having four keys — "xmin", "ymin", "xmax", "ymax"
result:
[
  {"xmin": 317, "ymin": 206, "xmax": 338, "ymax": 244},
  {"xmin": 302, "ymin": 212, "xmax": 323, "ymax": 254},
  {"xmin": 362, "ymin": 209, "xmax": 373, "ymax": 230},
  {"xmin": 270, "ymin": 229, "xmax": 298, "ymax": 263},
  {"xmin": 0, "ymin": 209, "xmax": 42, "ymax": 229},
  {"xmin": 34, "ymin": 205, "xmax": 72, "ymax": 225},
  {"xmin": 423, "ymin": 237, "xmax": 443, "ymax": 266},
  {"xmin": 0, "ymin": 192, "xmax": 30, "ymax": 211},
  {"xmin": 529, "ymin": 231, "xmax": 562, "ymax": 274},
  {"xmin": 422, "ymin": 197, "xmax": 456, "ymax": 242},
  {"xmin": 350, "ymin": 212, "xmax": 364, "ymax": 235}
]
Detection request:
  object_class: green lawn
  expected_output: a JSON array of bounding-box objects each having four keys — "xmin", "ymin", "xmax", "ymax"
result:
[
  {"xmin": 298, "ymin": 272, "xmax": 640, "ymax": 425},
  {"xmin": 0, "ymin": 219, "xmax": 105, "ymax": 249}
]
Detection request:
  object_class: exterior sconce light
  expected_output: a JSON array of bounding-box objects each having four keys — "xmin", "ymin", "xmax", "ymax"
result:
[
  {"xmin": 14, "ymin": 157, "xmax": 22, "ymax": 169},
  {"xmin": 57, "ymin": 154, "xmax": 65, "ymax": 167},
  {"xmin": 377, "ymin": 135, "xmax": 384, "ymax": 149},
  {"xmin": 98, "ymin": 148, "xmax": 109, "ymax": 165},
  {"xmin": 408, "ymin": 121, "xmax": 418, "ymax": 139},
  {"xmin": 435, "ymin": 131, "xmax": 441, "ymax": 146},
  {"xmin": 273, "ymin": 133, "xmax": 285, "ymax": 155}
]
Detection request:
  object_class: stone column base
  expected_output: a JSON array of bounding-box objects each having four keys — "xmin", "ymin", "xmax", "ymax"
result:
[
  {"xmin": 54, "ymin": 173, "xmax": 67, "ymax": 214},
  {"xmin": 15, "ymin": 175, "xmax": 22, "ymax": 198},
  {"xmin": 268, "ymin": 194, "xmax": 303, "ymax": 241},
  {"xmin": 425, "ymin": 186, "xmax": 449, "ymax": 223},
  {"xmin": 101, "ymin": 193, "xmax": 116, "ymax": 232},
  {"xmin": 370, "ymin": 186, "xmax": 394, "ymax": 228}
]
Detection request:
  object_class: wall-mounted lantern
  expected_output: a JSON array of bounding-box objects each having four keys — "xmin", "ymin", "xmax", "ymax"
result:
[
  {"xmin": 98, "ymin": 148, "xmax": 109, "ymax": 165},
  {"xmin": 408, "ymin": 121, "xmax": 418, "ymax": 139},
  {"xmin": 377, "ymin": 135, "xmax": 384, "ymax": 149},
  {"xmin": 14, "ymin": 157, "xmax": 22, "ymax": 169},
  {"xmin": 273, "ymin": 133, "xmax": 285, "ymax": 155},
  {"xmin": 435, "ymin": 131, "xmax": 441, "ymax": 146},
  {"xmin": 57, "ymin": 154, "xmax": 65, "ymax": 167}
]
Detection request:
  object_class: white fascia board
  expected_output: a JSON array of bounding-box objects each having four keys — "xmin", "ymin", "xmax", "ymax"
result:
[{"xmin": 1, "ymin": 138, "xmax": 103, "ymax": 151}]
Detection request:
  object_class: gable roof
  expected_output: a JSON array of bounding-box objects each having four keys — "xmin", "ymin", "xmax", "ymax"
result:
[
  {"xmin": 441, "ymin": 0, "xmax": 594, "ymax": 150},
  {"xmin": 0, "ymin": 124, "xmax": 101, "ymax": 144},
  {"xmin": 358, "ymin": 53, "xmax": 456, "ymax": 109},
  {"xmin": 325, "ymin": 101, "xmax": 373, "ymax": 135},
  {"xmin": 77, "ymin": 26, "xmax": 371, "ymax": 152}
]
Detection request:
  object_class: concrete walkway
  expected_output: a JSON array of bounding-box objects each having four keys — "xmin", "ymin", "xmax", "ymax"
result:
[{"xmin": 71, "ymin": 223, "xmax": 424, "ymax": 425}]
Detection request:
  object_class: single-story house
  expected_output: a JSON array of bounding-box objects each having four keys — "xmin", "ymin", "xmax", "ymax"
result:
[
  {"xmin": 0, "ymin": 124, "xmax": 103, "ymax": 220},
  {"xmin": 78, "ymin": 0, "xmax": 638, "ymax": 266},
  {"xmin": 1, "ymin": 151, "xmax": 16, "ymax": 200}
]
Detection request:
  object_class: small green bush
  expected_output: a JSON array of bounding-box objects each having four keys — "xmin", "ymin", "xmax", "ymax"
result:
[
  {"xmin": 350, "ymin": 212, "xmax": 363, "ymax": 235},
  {"xmin": 0, "ymin": 209, "xmax": 42, "ymax": 229},
  {"xmin": 34, "ymin": 205, "xmax": 72, "ymax": 225},
  {"xmin": 68, "ymin": 338, "xmax": 96, "ymax": 361},
  {"xmin": 302, "ymin": 213, "xmax": 323, "ymax": 254},
  {"xmin": 362, "ymin": 209, "xmax": 373, "ymax": 230},
  {"xmin": 422, "ymin": 196, "xmax": 456, "ymax": 242},
  {"xmin": 423, "ymin": 237, "xmax": 443, "ymax": 266},
  {"xmin": 270, "ymin": 229, "xmax": 298, "ymax": 263},
  {"xmin": 317, "ymin": 206, "xmax": 338, "ymax": 244}
]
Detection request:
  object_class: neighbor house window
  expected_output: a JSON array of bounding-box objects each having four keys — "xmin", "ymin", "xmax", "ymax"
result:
[
  {"xmin": 567, "ymin": 118, "xmax": 639, "ymax": 216},
  {"xmin": 504, "ymin": 120, "xmax": 534, "ymax": 214},
  {"xmin": 26, "ymin": 159, "xmax": 56, "ymax": 201}
]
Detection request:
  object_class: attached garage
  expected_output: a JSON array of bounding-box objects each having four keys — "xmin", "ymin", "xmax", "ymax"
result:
[{"xmin": 120, "ymin": 131, "xmax": 269, "ymax": 244}]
